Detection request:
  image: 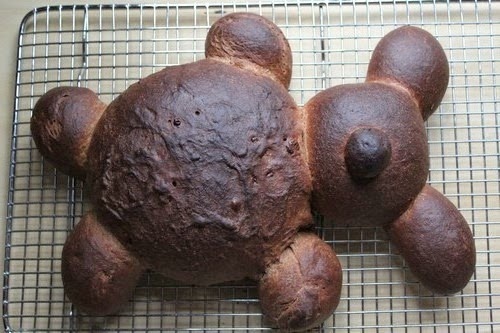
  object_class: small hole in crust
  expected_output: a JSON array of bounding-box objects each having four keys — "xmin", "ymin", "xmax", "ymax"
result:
[
  {"xmin": 173, "ymin": 119, "xmax": 181, "ymax": 127},
  {"xmin": 172, "ymin": 181, "xmax": 178, "ymax": 187},
  {"xmin": 195, "ymin": 110, "xmax": 200, "ymax": 116}
]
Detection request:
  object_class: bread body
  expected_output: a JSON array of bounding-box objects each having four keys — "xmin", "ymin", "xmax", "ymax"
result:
[
  {"xmin": 86, "ymin": 59, "xmax": 313, "ymax": 284},
  {"xmin": 31, "ymin": 13, "xmax": 344, "ymax": 331}
]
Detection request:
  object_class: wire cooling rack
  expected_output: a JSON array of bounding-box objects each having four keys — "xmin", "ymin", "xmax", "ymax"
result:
[{"xmin": 3, "ymin": 1, "xmax": 499, "ymax": 332}]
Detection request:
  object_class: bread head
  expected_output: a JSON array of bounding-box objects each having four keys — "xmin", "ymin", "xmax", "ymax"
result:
[{"xmin": 305, "ymin": 82, "xmax": 429, "ymax": 227}]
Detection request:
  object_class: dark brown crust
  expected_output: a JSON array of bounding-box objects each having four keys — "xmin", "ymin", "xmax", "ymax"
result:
[
  {"xmin": 305, "ymin": 82, "xmax": 429, "ymax": 227},
  {"xmin": 86, "ymin": 59, "xmax": 312, "ymax": 285},
  {"xmin": 386, "ymin": 185, "xmax": 476, "ymax": 294},
  {"xmin": 366, "ymin": 25, "xmax": 449, "ymax": 120},
  {"xmin": 345, "ymin": 127, "xmax": 392, "ymax": 179},
  {"xmin": 30, "ymin": 87, "xmax": 106, "ymax": 179},
  {"xmin": 61, "ymin": 212, "xmax": 144, "ymax": 315},
  {"xmin": 205, "ymin": 12, "xmax": 293, "ymax": 88},
  {"xmin": 258, "ymin": 233, "xmax": 342, "ymax": 331}
]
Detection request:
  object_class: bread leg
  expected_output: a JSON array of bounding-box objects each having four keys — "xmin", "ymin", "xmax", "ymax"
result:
[
  {"xmin": 61, "ymin": 212, "xmax": 144, "ymax": 315},
  {"xmin": 258, "ymin": 233, "xmax": 342, "ymax": 331},
  {"xmin": 31, "ymin": 87, "xmax": 106, "ymax": 179},
  {"xmin": 386, "ymin": 185, "xmax": 476, "ymax": 294}
]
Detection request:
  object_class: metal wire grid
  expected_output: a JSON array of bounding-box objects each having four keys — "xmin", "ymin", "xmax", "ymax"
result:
[{"xmin": 2, "ymin": 1, "xmax": 499, "ymax": 332}]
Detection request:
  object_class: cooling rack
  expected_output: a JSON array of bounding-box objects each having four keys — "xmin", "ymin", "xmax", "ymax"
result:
[{"xmin": 3, "ymin": 1, "xmax": 499, "ymax": 332}]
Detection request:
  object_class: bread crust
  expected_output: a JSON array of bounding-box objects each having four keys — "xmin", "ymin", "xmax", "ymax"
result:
[{"xmin": 86, "ymin": 59, "xmax": 313, "ymax": 284}]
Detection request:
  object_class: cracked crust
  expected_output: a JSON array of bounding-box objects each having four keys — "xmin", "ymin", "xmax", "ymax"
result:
[{"xmin": 86, "ymin": 59, "xmax": 313, "ymax": 284}]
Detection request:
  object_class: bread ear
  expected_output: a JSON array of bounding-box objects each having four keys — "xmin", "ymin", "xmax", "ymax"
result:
[
  {"xmin": 205, "ymin": 13, "xmax": 293, "ymax": 88},
  {"xmin": 366, "ymin": 26, "xmax": 449, "ymax": 120},
  {"xmin": 386, "ymin": 185, "xmax": 475, "ymax": 294}
]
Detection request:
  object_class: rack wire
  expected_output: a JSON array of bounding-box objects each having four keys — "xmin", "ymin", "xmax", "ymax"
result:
[{"xmin": 3, "ymin": 1, "xmax": 499, "ymax": 332}]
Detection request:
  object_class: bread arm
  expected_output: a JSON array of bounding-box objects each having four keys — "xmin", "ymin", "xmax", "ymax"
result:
[
  {"xmin": 205, "ymin": 12, "xmax": 292, "ymax": 88},
  {"xmin": 258, "ymin": 233, "xmax": 342, "ymax": 331}
]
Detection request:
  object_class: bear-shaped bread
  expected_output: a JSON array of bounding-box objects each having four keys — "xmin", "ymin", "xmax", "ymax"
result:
[{"xmin": 31, "ymin": 13, "xmax": 476, "ymax": 331}]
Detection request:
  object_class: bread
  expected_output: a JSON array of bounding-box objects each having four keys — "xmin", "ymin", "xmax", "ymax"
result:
[
  {"xmin": 31, "ymin": 15, "xmax": 476, "ymax": 330},
  {"xmin": 31, "ymin": 12, "xmax": 342, "ymax": 332},
  {"xmin": 366, "ymin": 26, "xmax": 449, "ymax": 120},
  {"xmin": 305, "ymin": 26, "xmax": 475, "ymax": 294},
  {"xmin": 259, "ymin": 233, "xmax": 342, "ymax": 330},
  {"xmin": 387, "ymin": 185, "xmax": 476, "ymax": 294},
  {"xmin": 30, "ymin": 87, "xmax": 106, "ymax": 179},
  {"xmin": 61, "ymin": 212, "xmax": 143, "ymax": 315}
]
